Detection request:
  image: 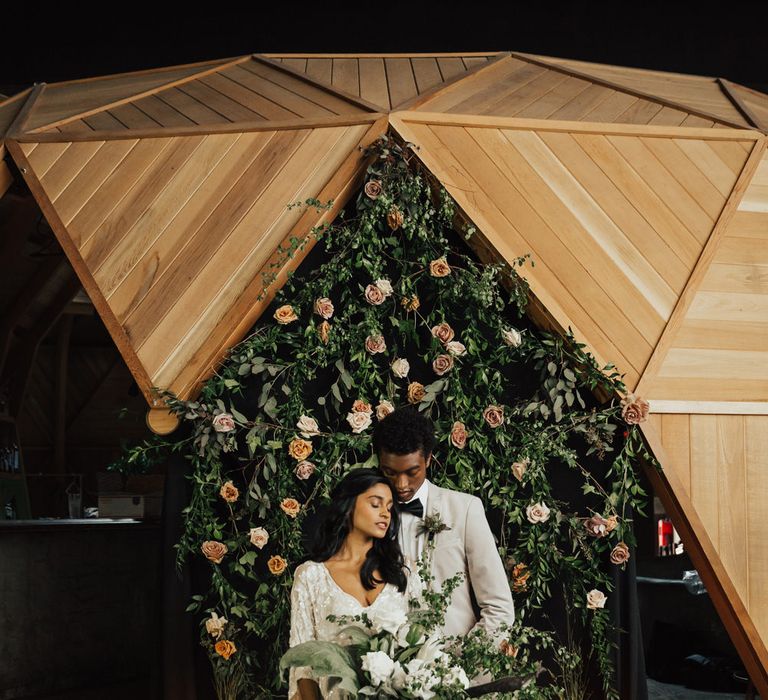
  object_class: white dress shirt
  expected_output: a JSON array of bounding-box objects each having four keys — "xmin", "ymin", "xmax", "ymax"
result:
[{"xmin": 397, "ymin": 479, "xmax": 430, "ymax": 565}]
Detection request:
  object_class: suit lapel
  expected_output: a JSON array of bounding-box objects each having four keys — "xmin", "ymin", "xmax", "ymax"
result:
[{"xmin": 425, "ymin": 483, "xmax": 444, "ymax": 576}]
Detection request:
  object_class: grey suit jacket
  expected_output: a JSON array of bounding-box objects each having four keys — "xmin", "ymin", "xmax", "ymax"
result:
[{"xmin": 422, "ymin": 482, "xmax": 515, "ymax": 640}]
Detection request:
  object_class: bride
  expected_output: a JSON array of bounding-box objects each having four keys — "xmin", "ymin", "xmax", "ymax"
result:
[{"xmin": 287, "ymin": 468, "xmax": 422, "ymax": 699}]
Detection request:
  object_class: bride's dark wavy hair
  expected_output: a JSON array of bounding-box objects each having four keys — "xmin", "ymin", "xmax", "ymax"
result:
[{"xmin": 308, "ymin": 468, "xmax": 407, "ymax": 593}]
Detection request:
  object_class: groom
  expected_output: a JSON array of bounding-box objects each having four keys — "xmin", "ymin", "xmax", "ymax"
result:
[{"xmin": 373, "ymin": 406, "xmax": 515, "ymax": 642}]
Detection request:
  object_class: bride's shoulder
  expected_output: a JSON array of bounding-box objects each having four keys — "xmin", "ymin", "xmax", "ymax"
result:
[{"xmin": 292, "ymin": 559, "xmax": 325, "ymax": 582}]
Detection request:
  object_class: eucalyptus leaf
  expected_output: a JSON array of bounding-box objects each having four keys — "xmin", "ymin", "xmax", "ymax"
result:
[{"xmin": 279, "ymin": 642, "xmax": 359, "ymax": 695}]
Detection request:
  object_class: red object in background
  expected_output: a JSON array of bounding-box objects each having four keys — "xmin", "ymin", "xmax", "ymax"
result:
[{"xmin": 657, "ymin": 517, "xmax": 674, "ymax": 555}]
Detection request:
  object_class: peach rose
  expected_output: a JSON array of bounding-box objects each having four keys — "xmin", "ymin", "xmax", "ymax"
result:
[
  {"xmin": 364, "ymin": 179, "xmax": 383, "ymax": 199},
  {"xmin": 376, "ymin": 400, "xmax": 395, "ymax": 420},
  {"xmin": 445, "ymin": 341, "xmax": 466, "ymax": 356},
  {"xmin": 318, "ymin": 320, "xmax": 330, "ymax": 344},
  {"xmin": 205, "ymin": 611, "xmax": 228, "ymax": 639},
  {"xmin": 288, "ymin": 438, "xmax": 313, "ymax": 461},
  {"xmin": 294, "ymin": 460, "xmax": 315, "ymax": 480},
  {"xmin": 511, "ymin": 562, "xmax": 531, "ymax": 593},
  {"xmin": 391, "ymin": 358, "xmax": 410, "ymax": 378},
  {"xmin": 610, "ymin": 542, "xmax": 630, "ymax": 565},
  {"xmin": 502, "ymin": 328, "xmax": 522, "ymax": 347},
  {"xmin": 214, "ymin": 639, "xmax": 237, "ymax": 660},
  {"xmin": 483, "ymin": 404, "xmax": 504, "ymax": 428},
  {"xmin": 429, "ymin": 258, "xmax": 451, "ymax": 277},
  {"xmin": 201, "ymin": 540, "xmax": 228, "ymax": 564},
  {"xmin": 526, "ymin": 501, "xmax": 551, "ymax": 524},
  {"xmin": 249, "ymin": 527, "xmax": 269, "ymax": 549},
  {"xmin": 347, "ymin": 411, "xmax": 373, "ymax": 433},
  {"xmin": 450, "ymin": 421, "xmax": 467, "ymax": 449},
  {"xmin": 605, "ymin": 515, "xmax": 619, "ymax": 533},
  {"xmin": 280, "ymin": 498, "xmax": 301, "ymax": 518},
  {"xmin": 268, "ymin": 555, "xmax": 287, "ymax": 575},
  {"xmin": 313, "ymin": 297, "xmax": 334, "ymax": 319},
  {"xmin": 431, "ymin": 322, "xmax": 454, "ymax": 344},
  {"xmin": 365, "ymin": 284, "xmax": 386, "ymax": 305},
  {"xmin": 212, "ymin": 413, "xmax": 235, "ymax": 432},
  {"xmin": 274, "ymin": 304, "xmax": 298, "ymax": 324},
  {"xmin": 365, "ymin": 334, "xmax": 387, "ymax": 354},
  {"xmin": 387, "ymin": 207, "xmax": 404, "ymax": 230},
  {"xmin": 500, "ymin": 640, "xmax": 519, "ymax": 658},
  {"xmin": 407, "ymin": 382, "xmax": 425, "ymax": 404},
  {"xmin": 621, "ymin": 393, "xmax": 650, "ymax": 425},
  {"xmin": 219, "ymin": 481, "xmax": 239, "ymax": 503},
  {"xmin": 375, "ymin": 279, "xmax": 393, "ymax": 296},
  {"xmin": 511, "ymin": 459, "xmax": 529, "ymax": 482},
  {"xmin": 432, "ymin": 354, "xmax": 454, "ymax": 376},
  {"xmin": 401, "ymin": 294, "xmax": 420, "ymax": 311},
  {"xmin": 296, "ymin": 415, "xmax": 320, "ymax": 438},
  {"xmin": 584, "ymin": 514, "xmax": 612, "ymax": 538},
  {"xmin": 586, "ymin": 589, "xmax": 607, "ymax": 610},
  {"xmin": 352, "ymin": 400, "xmax": 373, "ymax": 414}
]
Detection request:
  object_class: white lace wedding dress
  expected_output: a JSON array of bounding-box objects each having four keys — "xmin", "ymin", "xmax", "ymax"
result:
[{"xmin": 288, "ymin": 558, "xmax": 423, "ymax": 699}]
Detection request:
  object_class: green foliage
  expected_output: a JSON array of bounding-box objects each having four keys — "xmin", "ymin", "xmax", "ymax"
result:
[{"xmin": 161, "ymin": 132, "xmax": 654, "ymax": 699}]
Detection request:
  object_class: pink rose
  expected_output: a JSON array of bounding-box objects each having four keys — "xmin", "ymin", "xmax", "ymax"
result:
[
  {"xmin": 249, "ymin": 527, "xmax": 269, "ymax": 549},
  {"xmin": 450, "ymin": 421, "xmax": 467, "ymax": 449},
  {"xmin": 201, "ymin": 540, "xmax": 228, "ymax": 564},
  {"xmin": 431, "ymin": 322, "xmax": 455, "ymax": 344},
  {"xmin": 621, "ymin": 393, "xmax": 650, "ymax": 425},
  {"xmin": 364, "ymin": 180, "xmax": 383, "ymax": 199},
  {"xmin": 445, "ymin": 341, "xmax": 466, "ymax": 356},
  {"xmin": 212, "ymin": 413, "xmax": 235, "ymax": 432},
  {"xmin": 352, "ymin": 400, "xmax": 373, "ymax": 414},
  {"xmin": 347, "ymin": 411, "xmax": 373, "ymax": 433},
  {"xmin": 429, "ymin": 258, "xmax": 451, "ymax": 277},
  {"xmin": 432, "ymin": 354, "xmax": 454, "ymax": 376},
  {"xmin": 294, "ymin": 461, "xmax": 316, "ymax": 480},
  {"xmin": 365, "ymin": 335, "xmax": 387, "ymax": 354},
  {"xmin": 584, "ymin": 514, "xmax": 612, "ymax": 538},
  {"xmin": 526, "ymin": 502, "xmax": 551, "ymax": 524},
  {"xmin": 365, "ymin": 284, "xmax": 385, "ymax": 305},
  {"xmin": 313, "ymin": 297, "xmax": 334, "ymax": 319},
  {"xmin": 610, "ymin": 542, "xmax": 630, "ymax": 565},
  {"xmin": 483, "ymin": 405, "xmax": 504, "ymax": 428},
  {"xmin": 376, "ymin": 400, "xmax": 395, "ymax": 420},
  {"xmin": 511, "ymin": 459, "xmax": 529, "ymax": 482},
  {"xmin": 586, "ymin": 589, "xmax": 607, "ymax": 610}
]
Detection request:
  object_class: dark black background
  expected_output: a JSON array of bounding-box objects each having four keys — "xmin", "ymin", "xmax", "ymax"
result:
[{"xmin": 1, "ymin": 4, "xmax": 766, "ymax": 96}]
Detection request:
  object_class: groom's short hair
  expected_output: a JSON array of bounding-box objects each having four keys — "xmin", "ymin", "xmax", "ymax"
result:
[{"xmin": 372, "ymin": 406, "xmax": 436, "ymax": 459}]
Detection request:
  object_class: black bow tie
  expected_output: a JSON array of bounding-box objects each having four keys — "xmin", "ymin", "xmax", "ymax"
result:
[{"xmin": 398, "ymin": 498, "xmax": 424, "ymax": 518}]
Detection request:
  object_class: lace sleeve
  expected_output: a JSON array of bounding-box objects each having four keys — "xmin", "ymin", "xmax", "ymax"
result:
[{"xmin": 288, "ymin": 564, "xmax": 317, "ymax": 699}]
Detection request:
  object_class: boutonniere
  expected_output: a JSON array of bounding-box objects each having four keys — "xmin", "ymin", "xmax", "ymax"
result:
[{"xmin": 416, "ymin": 513, "xmax": 451, "ymax": 543}]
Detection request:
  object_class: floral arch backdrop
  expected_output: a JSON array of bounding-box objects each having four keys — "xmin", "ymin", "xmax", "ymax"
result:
[{"xmin": 158, "ymin": 134, "xmax": 655, "ymax": 699}]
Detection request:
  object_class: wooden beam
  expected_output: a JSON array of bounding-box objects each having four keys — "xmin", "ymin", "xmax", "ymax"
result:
[
  {"xmin": 390, "ymin": 109, "xmax": 760, "ymax": 140},
  {"xmin": 6, "ymin": 83, "xmax": 45, "ymax": 138},
  {"xmin": 641, "ymin": 421, "xmax": 768, "ymax": 698},
  {"xmin": 25, "ymin": 55, "xmax": 254, "ymax": 135},
  {"xmin": 508, "ymin": 51, "xmax": 759, "ymax": 132},
  {"xmin": 54, "ymin": 315, "xmax": 73, "ymax": 473},
  {"xmin": 718, "ymin": 78, "xmax": 767, "ymax": 132},
  {"xmin": 262, "ymin": 52, "xmax": 503, "ymax": 59},
  {"xmin": 251, "ymin": 55, "xmax": 382, "ymax": 113},
  {"xmin": 635, "ymin": 137, "xmax": 768, "ymax": 397},
  {"xmin": 15, "ymin": 112, "xmax": 387, "ymax": 142},
  {"xmin": 394, "ymin": 52, "xmax": 511, "ymax": 111}
]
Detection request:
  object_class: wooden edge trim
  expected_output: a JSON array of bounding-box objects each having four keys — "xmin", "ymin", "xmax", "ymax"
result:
[
  {"xmin": 390, "ymin": 109, "xmax": 761, "ymax": 140},
  {"xmin": 640, "ymin": 422, "xmax": 768, "ymax": 697},
  {"xmin": 26, "ymin": 55, "xmax": 255, "ymax": 135},
  {"xmin": 168, "ymin": 116, "xmax": 390, "ymax": 401},
  {"xmin": 393, "ymin": 52, "xmax": 513, "ymax": 111},
  {"xmin": 647, "ymin": 400, "xmax": 768, "ymax": 415},
  {"xmin": 509, "ymin": 51, "xmax": 759, "ymax": 132},
  {"xmin": 262, "ymin": 52, "xmax": 505, "ymax": 59},
  {"xmin": 0, "ymin": 86, "xmax": 33, "ymax": 112},
  {"xmin": 7, "ymin": 84, "xmax": 46, "ymax": 139},
  {"xmin": 17, "ymin": 112, "xmax": 387, "ymax": 143},
  {"xmin": 4, "ymin": 138, "xmax": 157, "ymax": 404},
  {"xmin": 635, "ymin": 137, "xmax": 768, "ymax": 396},
  {"xmin": 718, "ymin": 78, "xmax": 768, "ymax": 133},
  {"xmin": 251, "ymin": 54, "xmax": 382, "ymax": 113}
]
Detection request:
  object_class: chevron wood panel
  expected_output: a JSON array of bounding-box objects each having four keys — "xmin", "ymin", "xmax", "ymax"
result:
[
  {"xmin": 266, "ymin": 54, "xmax": 497, "ymax": 110},
  {"xmin": 644, "ymin": 150, "xmax": 768, "ymax": 402},
  {"xmin": 656, "ymin": 413, "xmax": 768, "ymax": 654},
  {"xmin": 526, "ymin": 53, "xmax": 752, "ymax": 128},
  {"xmin": 14, "ymin": 121, "xmax": 376, "ymax": 400},
  {"xmin": 391, "ymin": 115, "xmax": 749, "ymax": 388}
]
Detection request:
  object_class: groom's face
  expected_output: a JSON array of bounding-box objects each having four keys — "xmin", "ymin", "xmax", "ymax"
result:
[{"xmin": 378, "ymin": 449, "xmax": 431, "ymax": 503}]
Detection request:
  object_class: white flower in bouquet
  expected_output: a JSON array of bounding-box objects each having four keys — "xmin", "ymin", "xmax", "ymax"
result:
[
  {"xmin": 415, "ymin": 634, "xmax": 448, "ymax": 665},
  {"xmin": 404, "ymin": 658, "xmax": 440, "ymax": 699},
  {"xmin": 395, "ymin": 621, "xmax": 426, "ymax": 648},
  {"xmin": 391, "ymin": 661, "xmax": 407, "ymax": 690},
  {"xmin": 375, "ymin": 278, "xmax": 394, "ymax": 296},
  {"xmin": 391, "ymin": 358, "xmax": 410, "ymax": 378},
  {"xmin": 361, "ymin": 650, "xmax": 395, "ymax": 686},
  {"xmin": 346, "ymin": 410, "xmax": 372, "ymax": 434},
  {"xmin": 443, "ymin": 665, "xmax": 470, "ymax": 689},
  {"xmin": 205, "ymin": 611, "xmax": 228, "ymax": 639},
  {"xmin": 296, "ymin": 415, "xmax": 320, "ymax": 438},
  {"xmin": 367, "ymin": 604, "xmax": 408, "ymax": 636}
]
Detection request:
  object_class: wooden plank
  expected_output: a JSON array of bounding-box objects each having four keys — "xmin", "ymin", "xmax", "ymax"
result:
[
  {"xmin": 545, "ymin": 83, "xmax": 614, "ymax": 121},
  {"xmin": 54, "ymin": 139, "xmax": 139, "ymax": 224},
  {"xmin": 581, "ymin": 92, "xmax": 639, "ymax": 122},
  {"xmin": 39, "ymin": 140, "xmax": 104, "ymax": 202},
  {"xmin": 80, "ymin": 136, "xmax": 207, "ymax": 269},
  {"xmin": 699, "ymin": 262, "xmax": 768, "ymax": 294},
  {"xmin": 411, "ymin": 58, "xmax": 443, "ymax": 95},
  {"xmin": 359, "ymin": 58, "xmax": 390, "ymax": 109},
  {"xmin": 708, "ymin": 140, "xmax": 755, "ymax": 176},
  {"xmin": 504, "ymin": 129, "xmax": 677, "ymax": 319},
  {"xmin": 200, "ymin": 71, "xmax": 296, "ymax": 120},
  {"xmin": 25, "ymin": 141, "xmax": 71, "ymax": 179},
  {"xmin": 84, "ymin": 110, "xmax": 127, "ymax": 131},
  {"xmin": 544, "ymin": 131, "xmax": 691, "ymax": 290},
  {"xmin": 657, "ymin": 347, "xmax": 768, "ymax": 381},
  {"xmin": 140, "ymin": 125, "xmax": 364, "ymax": 383},
  {"xmin": 746, "ymin": 416, "xmax": 768, "ymax": 637},
  {"xmin": 673, "ymin": 138, "xmax": 747, "ymax": 196},
  {"xmin": 66, "ymin": 138, "xmax": 174, "ymax": 247},
  {"xmin": 467, "ymin": 67, "xmax": 567, "ymax": 117},
  {"xmin": 660, "ymin": 414, "xmax": 691, "ymax": 495},
  {"xmin": 644, "ymin": 376, "xmax": 768, "ymax": 402},
  {"xmin": 397, "ymin": 119, "xmax": 641, "ymax": 380},
  {"xmin": 281, "ymin": 58, "xmax": 307, "ymax": 74},
  {"xmin": 130, "ymin": 94, "xmax": 196, "ymax": 127},
  {"xmin": 122, "ymin": 129, "xmax": 312, "ymax": 347},
  {"xmin": 305, "ymin": 58, "xmax": 333, "ymax": 85},
  {"xmin": 101, "ymin": 132, "xmax": 257, "ymax": 314},
  {"xmin": 332, "ymin": 58, "xmax": 360, "ymax": 96},
  {"xmin": 728, "ymin": 210, "xmax": 768, "ymax": 237},
  {"xmin": 686, "ymin": 290, "xmax": 768, "ymax": 323},
  {"xmin": 690, "ymin": 415, "xmax": 720, "ymax": 546},
  {"xmin": 647, "ymin": 105, "xmax": 690, "ymax": 126},
  {"xmin": 176, "ymin": 79, "xmax": 262, "ymax": 122},
  {"xmin": 716, "ymin": 415, "xmax": 748, "ymax": 603},
  {"xmin": 715, "ymin": 234, "xmax": 768, "ymax": 265},
  {"xmin": 512, "ymin": 76, "xmax": 592, "ymax": 120},
  {"xmin": 153, "ymin": 86, "xmax": 230, "ymax": 125},
  {"xmin": 436, "ymin": 58, "xmax": 466, "ymax": 81},
  {"xmin": 109, "ymin": 103, "xmax": 161, "ymax": 129},
  {"xmin": 674, "ymin": 318, "xmax": 768, "ymax": 351},
  {"xmin": 6, "ymin": 83, "xmax": 44, "ymax": 137},
  {"xmin": 385, "ymin": 58, "xmax": 418, "ymax": 109},
  {"xmin": 654, "ymin": 401, "xmax": 768, "ymax": 415}
]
